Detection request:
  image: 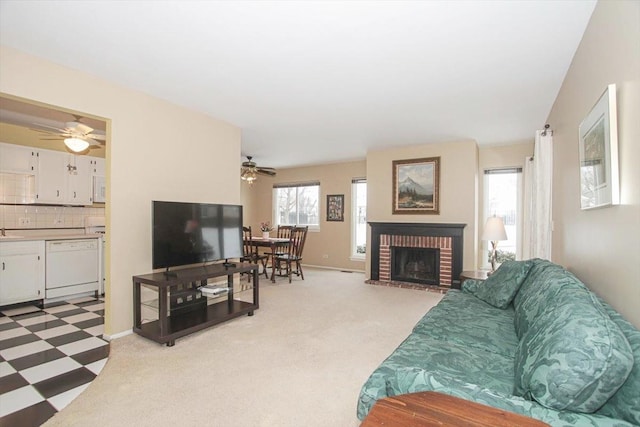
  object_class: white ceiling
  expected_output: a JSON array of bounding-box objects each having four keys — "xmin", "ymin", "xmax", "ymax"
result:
[{"xmin": 0, "ymin": 1, "xmax": 596, "ymax": 169}]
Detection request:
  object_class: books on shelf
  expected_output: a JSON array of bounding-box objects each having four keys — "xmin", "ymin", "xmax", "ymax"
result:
[{"xmin": 198, "ymin": 285, "xmax": 230, "ymax": 296}]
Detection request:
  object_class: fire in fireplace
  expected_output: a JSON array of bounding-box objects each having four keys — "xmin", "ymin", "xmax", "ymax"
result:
[{"xmin": 391, "ymin": 247, "xmax": 440, "ymax": 286}]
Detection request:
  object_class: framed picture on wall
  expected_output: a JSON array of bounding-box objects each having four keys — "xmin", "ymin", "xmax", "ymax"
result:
[
  {"xmin": 326, "ymin": 194, "xmax": 344, "ymax": 221},
  {"xmin": 392, "ymin": 157, "xmax": 440, "ymax": 214},
  {"xmin": 578, "ymin": 84, "xmax": 619, "ymax": 210}
]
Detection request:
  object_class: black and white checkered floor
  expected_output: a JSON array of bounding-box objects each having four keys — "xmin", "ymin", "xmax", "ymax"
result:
[{"xmin": 0, "ymin": 296, "xmax": 109, "ymax": 427}]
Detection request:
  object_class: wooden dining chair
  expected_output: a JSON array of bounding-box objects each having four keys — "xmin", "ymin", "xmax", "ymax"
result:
[
  {"xmin": 241, "ymin": 226, "xmax": 268, "ymax": 280},
  {"xmin": 274, "ymin": 226, "xmax": 308, "ymax": 283},
  {"xmin": 264, "ymin": 224, "xmax": 294, "ymax": 261}
]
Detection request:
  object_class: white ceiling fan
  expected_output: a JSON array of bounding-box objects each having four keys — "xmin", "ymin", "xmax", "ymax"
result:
[
  {"xmin": 31, "ymin": 115, "xmax": 106, "ymax": 153},
  {"xmin": 241, "ymin": 156, "xmax": 276, "ymax": 184}
]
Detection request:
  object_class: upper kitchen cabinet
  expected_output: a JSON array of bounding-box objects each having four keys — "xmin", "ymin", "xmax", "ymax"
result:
[
  {"xmin": 0, "ymin": 142, "xmax": 37, "ymax": 174},
  {"xmin": 1, "ymin": 94, "xmax": 108, "ymax": 206},
  {"xmin": 36, "ymin": 149, "xmax": 66, "ymax": 203},
  {"xmin": 36, "ymin": 149, "xmax": 92, "ymax": 205},
  {"xmin": 67, "ymin": 155, "xmax": 93, "ymax": 204},
  {"xmin": 89, "ymin": 157, "xmax": 106, "ymax": 177}
]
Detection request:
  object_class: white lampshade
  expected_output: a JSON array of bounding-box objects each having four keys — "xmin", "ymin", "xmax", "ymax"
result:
[
  {"xmin": 64, "ymin": 137, "xmax": 90, "ymax": 152},
  {"xmin": 482, "ymin": 216, "xmax": 507, "ymax": 241}
]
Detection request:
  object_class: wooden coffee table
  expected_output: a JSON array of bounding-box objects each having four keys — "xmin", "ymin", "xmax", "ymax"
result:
[{"xmin": 361, "ymin": 391, "xmax": 549, "ymax": 427}]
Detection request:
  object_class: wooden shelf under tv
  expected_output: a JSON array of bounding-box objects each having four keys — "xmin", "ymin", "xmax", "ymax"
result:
[{"xmin": 132, "ymin": 262, "xmax": 259, "ymax": 346}]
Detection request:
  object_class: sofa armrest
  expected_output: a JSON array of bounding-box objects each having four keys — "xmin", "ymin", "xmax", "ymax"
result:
[{"xmin": 461, "ymin": 278, "xmax": 482, "ymax": 294}]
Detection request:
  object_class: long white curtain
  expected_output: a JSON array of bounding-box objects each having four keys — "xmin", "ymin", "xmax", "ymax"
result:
[{"xmin": 522, "ymin": 130, "xmax": 553, "ymax": 260}]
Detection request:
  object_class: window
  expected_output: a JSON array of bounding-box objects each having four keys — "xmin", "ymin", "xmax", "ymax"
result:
[
  {"xmin": 483, "ymin": 168, "xmax": 522, "ymax": 266},
  {"xmin": 351, "ymin": 178, "xmax": 367, "ymax": 259},
  {"xmin": 273, "ymin": 182, "xmax": 320, "ymax": 229}
]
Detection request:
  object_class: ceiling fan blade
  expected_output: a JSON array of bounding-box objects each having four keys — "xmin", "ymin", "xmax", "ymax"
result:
[
  {"xmin": 256, "ymin": 168, "xmax": 276, "ymax": 176},
  {"xmin": 31, "ymin": 123, "xmax": 65, "ymax": 133},
  {"xmin": 30, "ymin": 128, "xmax": 58, "ymax": 134},
  {"xmin": 87, "ymin": 133, "xmax": 106, "ymax": 141},
  {"xmin": 66, "ymin": 122, "xmax": 94, "ymax": 134},
  {"xmin": 240, "ymin": 156, "xmax": 275, "ymax": 180}
]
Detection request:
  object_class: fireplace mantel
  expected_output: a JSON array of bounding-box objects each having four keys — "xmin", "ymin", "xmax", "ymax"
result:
[{"xmin": 369, "ymin": 222, "xmax": 466, "ymax": 289}]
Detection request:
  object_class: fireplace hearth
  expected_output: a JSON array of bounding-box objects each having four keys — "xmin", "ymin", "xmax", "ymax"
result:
[{"xmin": 369, "ymin": 222, "xmax": 465, "ymax": 289}]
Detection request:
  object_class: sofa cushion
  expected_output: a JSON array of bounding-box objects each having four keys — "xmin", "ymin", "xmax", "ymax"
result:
[
  {"xmin": 595, "ymin": 299, "xmax": 640, "ymax": 426},
  {"xmin": 514, "ymin": 285, "xmax": 634, "ymax": 413},
  {"xmin": 513, "ymin": 259, "xmax": 579, "ymax": 339},
  {"xmin": 413, "ymin": 289, "xmax": 518, "ymax": 357},
  {"xmin": 472, "ymin": 260, "xmax": 533, "ymax": 309},
  {"xmin": 357, "ymin": 333, "xmax": 515, "ymax": 419}
]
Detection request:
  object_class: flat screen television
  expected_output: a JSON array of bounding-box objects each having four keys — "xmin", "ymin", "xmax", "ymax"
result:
[{"xmin": 152, "ymin": 201, "xmax": 243, "ymax": 270}]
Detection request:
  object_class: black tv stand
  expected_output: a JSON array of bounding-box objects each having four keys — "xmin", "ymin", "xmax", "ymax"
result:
[
  {"xmin": 163, "ymin": 268, "xmax": 178, "ymax": 278},
  {"xmin": 133, "ymin": 262, "xmax": 259, "ymax": 346}
]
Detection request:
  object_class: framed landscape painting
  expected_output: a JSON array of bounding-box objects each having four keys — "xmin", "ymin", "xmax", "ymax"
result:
[
  {"xmin": 392, "ymin": 157, "xmax": 440, "ymax": 214},
  {"xmin": 326, "ymin": 194, "xmax": 344, "ymax": 221}
]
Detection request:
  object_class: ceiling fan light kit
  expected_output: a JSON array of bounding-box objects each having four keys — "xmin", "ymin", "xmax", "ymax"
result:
[
  {"xmin": 27, "ymin": 114, "xmax": 106, "ymax": 155},
  {"xmin": 64, "ymin": 136, "xmax": 91, "ymax": 152},
  {"xmin": 240, "ymin": 156, "xmax": 276, "ymax": 184},
  {"xmin": 241, "ymin": 168, "xmax": 258, "ymax": 184}
]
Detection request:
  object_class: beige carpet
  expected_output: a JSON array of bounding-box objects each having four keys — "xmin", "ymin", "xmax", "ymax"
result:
[{"xmin": 43, "ymin": 268, "xmax": 443, "ymax": 427}]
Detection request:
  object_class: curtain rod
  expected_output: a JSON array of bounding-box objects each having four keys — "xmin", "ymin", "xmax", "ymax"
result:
[{"xmin": 529, "ymin": 123, "xmax": 553, "ymax": 162}]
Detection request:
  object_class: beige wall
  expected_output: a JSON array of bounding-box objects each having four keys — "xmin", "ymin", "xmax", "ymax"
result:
[
  {"xmin": 547, "ymin": 1, "xmax": 640, "ymax": 327},
  {"xmin": 366, "ymin": 140, "xmax": 479, "ymax": 277},
  {"xmin": 241, "ymin": 160, "xmax": 367, "ymax": 271},
  {"xmin": 243, "ymin": 140, "xmax": 533, "ymax": 278},
  {"xmin": 478, "ymin": 142, "xmax": 534, "ymax": 266},
  {"xmin": 0, "ymin": 46, "xmax": 242, "ymax": 336}
]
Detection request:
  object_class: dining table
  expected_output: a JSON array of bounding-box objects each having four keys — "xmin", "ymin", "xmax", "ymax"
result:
[{"xmin": 246, "ymin": 237, "xmax": 289, "ymax": 282}]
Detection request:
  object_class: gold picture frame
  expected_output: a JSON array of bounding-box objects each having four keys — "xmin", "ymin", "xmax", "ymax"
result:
[{"xmin": 392, "ymin": 157, "xmax": 440, "ymax": 214}]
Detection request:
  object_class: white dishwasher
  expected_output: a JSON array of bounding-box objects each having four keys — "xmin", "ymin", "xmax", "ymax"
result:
[{"xmin": 46, "ymin": 239, "xmax": 100, "ymax": 299}]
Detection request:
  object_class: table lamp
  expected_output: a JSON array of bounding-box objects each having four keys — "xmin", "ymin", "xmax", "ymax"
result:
[{"xmin": 482, "ymin": 216, "xmax": 508, "ymax": 273}]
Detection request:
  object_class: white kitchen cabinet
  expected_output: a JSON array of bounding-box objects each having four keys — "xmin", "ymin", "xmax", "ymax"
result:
[
  {"xmin": 0, "ymin": 241, "xmax": 45, "ymax": 306},
  {"xmin": 36, "ymin": 149, "xmax": 92, "ymax": 205},
  {"xmin": 36, "ymin": 149, "xmax": 67, "ymax": 203},
  {"xmin": 0, "ymin": 142, "xmax": 37, "ymax": 174},
  {"xmin": 88, "ymin": 156, "xmax": 106, "ymax": 176},
  {"xmin": 67, "ymin": 155, "xmax": 92, "ymax": 205}
]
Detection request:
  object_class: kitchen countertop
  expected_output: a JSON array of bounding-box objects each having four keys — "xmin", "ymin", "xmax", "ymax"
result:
[{"xmin": 0, "ymin": 234, "xmax": 102, "ymax": 242}]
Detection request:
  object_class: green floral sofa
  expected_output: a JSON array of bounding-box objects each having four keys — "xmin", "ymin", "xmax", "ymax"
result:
[{"xmin": 357, "ymin": 259, "xmax": 639, "ymax": 426}]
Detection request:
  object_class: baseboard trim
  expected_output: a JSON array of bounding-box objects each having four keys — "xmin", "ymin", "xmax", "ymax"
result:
[
  {"xmin": 103, "ymin": 329, "xmax": 133, "ymax": 341},
  {"xmin": 302, "ymin": 264, "xmax": 365, "ymax": 274}
]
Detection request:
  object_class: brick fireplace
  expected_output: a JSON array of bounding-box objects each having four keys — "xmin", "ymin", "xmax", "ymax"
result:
[{"xmin": 369, "ymin": 222, "xmax": 465, "ymax": 289}]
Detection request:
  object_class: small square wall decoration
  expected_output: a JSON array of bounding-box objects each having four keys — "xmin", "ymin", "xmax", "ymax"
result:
[{"xmin": 326, "ymin": 194, "xmax": 344, "ymax": 221}]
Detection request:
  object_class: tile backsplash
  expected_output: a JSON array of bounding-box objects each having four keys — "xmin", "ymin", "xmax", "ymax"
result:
[
  {"xmin": 0, "ymin": 173, "xmax": 36, "ymax": 204},
  {"xmin": 0, "ymin": 204, "xmax": 105, "ymax": 229}
]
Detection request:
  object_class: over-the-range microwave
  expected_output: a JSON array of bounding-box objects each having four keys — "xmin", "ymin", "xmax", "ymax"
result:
[{"xmin": 93, "ymin": 175, "xmax": 106, "ymax": 203}]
